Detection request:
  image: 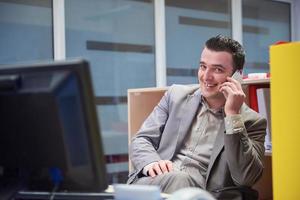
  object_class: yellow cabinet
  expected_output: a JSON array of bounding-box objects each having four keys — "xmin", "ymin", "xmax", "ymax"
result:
[{"xmin": 270, "ymin": 42, "xmax": 300, "ymax": 200}]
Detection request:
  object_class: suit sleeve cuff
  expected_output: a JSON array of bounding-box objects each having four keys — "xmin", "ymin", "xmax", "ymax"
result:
[{"xmin": 225, "ymin": 114, "xmax": 245, "ymax": 135}]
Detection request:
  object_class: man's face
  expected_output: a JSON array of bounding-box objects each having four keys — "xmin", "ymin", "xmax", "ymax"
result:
[{"xmin": 198, "ymin": 47, "xmax": 234, "ymax": 103}]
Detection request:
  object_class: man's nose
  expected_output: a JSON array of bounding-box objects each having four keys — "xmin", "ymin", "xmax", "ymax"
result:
[{"xmin": 203, "ymin": 69, "xmax": 213, "ymax": 80}]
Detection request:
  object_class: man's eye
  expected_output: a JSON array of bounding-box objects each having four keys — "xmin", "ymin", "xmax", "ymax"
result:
[
  {"xmin": 200, "ymin": 65, "xmax": 206, "ymax": 70},
  {"xmin": 215, "ymin": 68, "xmax": 223, "ymax": 73}
]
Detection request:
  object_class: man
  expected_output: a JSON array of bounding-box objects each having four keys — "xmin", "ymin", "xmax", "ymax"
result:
[{"xmin": 128, "ymin": 35, "xmax": 267, "ymax": 200}]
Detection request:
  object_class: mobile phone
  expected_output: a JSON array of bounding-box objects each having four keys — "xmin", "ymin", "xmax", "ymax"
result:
[{"xmin": 231, "ymin": 70, "xmax": 243, "ymax": 84}]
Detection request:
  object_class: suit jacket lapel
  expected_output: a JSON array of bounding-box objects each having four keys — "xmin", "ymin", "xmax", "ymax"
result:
[
  {"xmin": 205, "ymin": 120, "xmax": 225, "ymax": 188},
  {"xmin": 174, "ymin": 90, "xmax": 201, "ymax": 154}
]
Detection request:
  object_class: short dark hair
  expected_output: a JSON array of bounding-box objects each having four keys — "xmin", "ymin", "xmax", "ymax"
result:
[{"xmin": 205, "ymin": 35, "xmax": 245, "ymax": 71}]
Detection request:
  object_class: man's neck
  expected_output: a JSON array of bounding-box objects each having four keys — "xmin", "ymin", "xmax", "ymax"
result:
[{"xmin": 203, "ymin": 97, "xmax": 225, "ymax": 110}]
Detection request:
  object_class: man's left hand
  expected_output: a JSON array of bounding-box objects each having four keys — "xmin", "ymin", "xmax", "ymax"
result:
[{"xmin": 219, "ymin": 77, "xmax": 246, "ymax": 116}]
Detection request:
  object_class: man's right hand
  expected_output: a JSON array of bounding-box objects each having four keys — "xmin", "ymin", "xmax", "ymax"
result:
[{"xmin": 144, "ymin": 160, "xmax": 173, "ymax": 177}]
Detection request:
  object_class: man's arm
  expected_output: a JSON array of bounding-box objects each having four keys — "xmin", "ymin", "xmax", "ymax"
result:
[
  {"xmin": 220, "ymin": 77, "xmax": 267, "ymax": 186},
  {"xmin": 224, "ymin": 112, "xmax": 266, "ymax": 186},
  {"xmin": 129, "ymin": 86, "xmax": 174, "ymax": 175}
]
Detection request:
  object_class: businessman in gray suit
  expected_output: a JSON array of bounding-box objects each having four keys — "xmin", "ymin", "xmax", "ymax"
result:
[{"xmin": 128, "ymin": 35, "xmax": 267, "ymax": 200}]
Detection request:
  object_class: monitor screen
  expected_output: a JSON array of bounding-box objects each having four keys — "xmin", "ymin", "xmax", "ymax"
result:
[{"xmin": 0, "ymin": 59, "xmax": 108, "ymax": 193}]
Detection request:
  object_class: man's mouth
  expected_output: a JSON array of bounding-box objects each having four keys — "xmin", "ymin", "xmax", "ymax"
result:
[{"xmin": 205, "ymin": 83, "xmax": 218, "ymax": 88}]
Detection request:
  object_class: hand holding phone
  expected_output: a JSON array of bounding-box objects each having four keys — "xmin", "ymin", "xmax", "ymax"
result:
[{"xmin": 220, "ymin": 70, "xmax": 245, "ymax": 115}]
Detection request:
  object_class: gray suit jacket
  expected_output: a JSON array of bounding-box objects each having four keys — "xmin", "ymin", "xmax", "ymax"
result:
[{"xmin": 128, "ymin": 84, "xmax": 267, "ymax": 198}]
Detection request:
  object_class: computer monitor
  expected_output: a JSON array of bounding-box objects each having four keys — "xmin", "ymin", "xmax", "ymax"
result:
[{"xmin": 0, "ymin": 59, "xmax": 108, "ymax": 193}]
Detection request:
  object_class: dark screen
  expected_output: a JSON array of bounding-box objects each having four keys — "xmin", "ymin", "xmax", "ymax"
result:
[{"xmin": 0, "ymin": 59, "xmax": 108, "ymax": 193}]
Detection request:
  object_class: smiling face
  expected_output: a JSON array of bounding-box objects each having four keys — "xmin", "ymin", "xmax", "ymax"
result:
[{"xmin": 198, "ymin": 47, "xmax": 234, "ymax": 107}]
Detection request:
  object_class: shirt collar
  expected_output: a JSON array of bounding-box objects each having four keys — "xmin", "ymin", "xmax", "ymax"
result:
[{"xmin": 200, "ymin": 96, "xmax": 224, "ymax": 116}]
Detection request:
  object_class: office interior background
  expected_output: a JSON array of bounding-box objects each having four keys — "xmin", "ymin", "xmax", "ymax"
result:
[{"xmin": 0, "ymin": 0, "xmax": 299, "ymax": 184}]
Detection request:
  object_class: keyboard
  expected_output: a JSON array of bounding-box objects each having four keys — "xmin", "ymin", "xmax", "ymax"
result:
[{"xmin": 14, "ymin": 191, "xmax": 114, "ymax": 200}]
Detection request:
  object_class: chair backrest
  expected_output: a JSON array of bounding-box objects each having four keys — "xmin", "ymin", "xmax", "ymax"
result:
[{"xmin": 127, "ymin": 87, "xmax": 167, "ymax": 171}]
